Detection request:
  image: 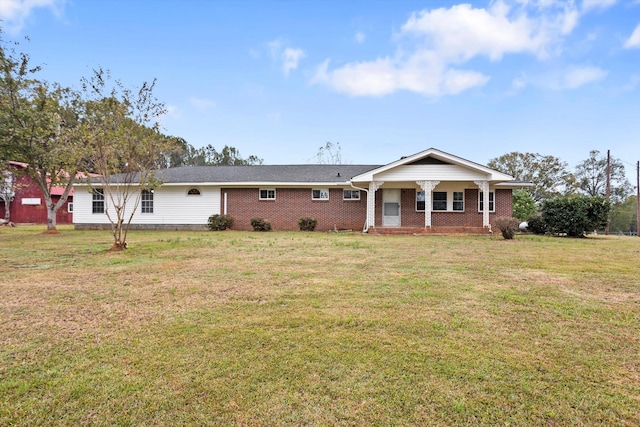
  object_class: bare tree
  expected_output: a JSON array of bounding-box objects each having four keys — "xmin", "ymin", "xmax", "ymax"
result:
[
  {"xmin": 78, "ymin": 68, "xmax": 171, "ymax": 250},
  {"xmin": 315, "ymin": 141, "xmax": 343, "ymax": 164}
]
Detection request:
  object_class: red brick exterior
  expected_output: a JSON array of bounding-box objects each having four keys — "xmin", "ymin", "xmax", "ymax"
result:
[
  {"xmin": 374, "ymin": 188, "xmax": 512, "ymax": 228},
  {"xmin": 224, "ymin": 188, "xmax": 367, "ymax": 231},
  {"xmin": 223, "ymin": 186, "xmax": 512, "ymax": 231}
]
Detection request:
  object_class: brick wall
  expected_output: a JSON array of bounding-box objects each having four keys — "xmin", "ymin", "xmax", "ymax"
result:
[
  {"xmin": 224, "ymin": 188, "xmax": 367, "ymax": 231},
  {"xmin": 374, "ymin": 188, "xmax": 512, "ymax": 228}
]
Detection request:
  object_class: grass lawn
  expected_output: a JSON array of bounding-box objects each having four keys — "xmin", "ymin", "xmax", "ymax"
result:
[{"xmin": 1, "ymin": 226, "xmax": 639, "ymax": 426}]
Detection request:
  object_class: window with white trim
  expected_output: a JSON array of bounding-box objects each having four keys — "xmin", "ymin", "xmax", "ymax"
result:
[
  {"xmin": 416, "ymin": 191, "xmax": 426, "ymax": 211},
  {"xmin": 187, "ymin": 188, "xmax": 201, "ymax": 195},
  {"xmin": 479, "ymin": 191, "xmax": 495, "ymax": 212},
  {"xmin": 343, "ymin": 190, "xmax": 360, "ymax": 200},
  {"xmin": 433, "ymin": 192, "xmax": 447, "ymax": 211},
  {"xmin": 141, "ymin": 189, "xmax": 154, "ymax": 214},
  {"xmin": 453, "ymin": 191, "xmax": 464, "ymax": 211},
  {"xmin": 92, "ymin": 189, "xmax": 104, "ymax": 214},
  {"xmin": 68, "ymin": 202, "xmax": 74, "ymax": 213},
  {"xmin": 312, "ymin": 189, "xmax": 329, "ymax": 200},
  {"xmin": 417, "ymin": 190, "xmax": 464, "ymax": 211},
  {"xmin": 259, "ymin": 189, "xmax": 276, "ymax": 200}
]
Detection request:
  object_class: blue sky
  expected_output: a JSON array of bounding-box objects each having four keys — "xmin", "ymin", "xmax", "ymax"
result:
[{"xmin": 1, "ymin": 0, "xmax": 639, "ymax": 176}]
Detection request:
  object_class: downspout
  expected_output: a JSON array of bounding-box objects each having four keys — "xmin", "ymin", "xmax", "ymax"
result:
[{"xmin": 349, "ymin": 181, "xmax": 370, "ymax": 233}]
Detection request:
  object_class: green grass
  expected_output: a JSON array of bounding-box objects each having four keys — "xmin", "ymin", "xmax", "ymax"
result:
[{"xmin": 1, "ymin": 226, "xmax": 639, "ymax": 425}]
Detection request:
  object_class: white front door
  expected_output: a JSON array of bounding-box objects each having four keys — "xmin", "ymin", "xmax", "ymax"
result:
[{"xmin": 382, "ymin": 189, "xmax": 401, "ymax": 226}]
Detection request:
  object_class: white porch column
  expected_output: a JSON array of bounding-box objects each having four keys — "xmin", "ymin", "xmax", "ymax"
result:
[
  {"xmin": 367, "ymin": 181, "xmax": 383, "ymax": 229},
  {"xmin": 416, "ymin": 180, "xmax": 440, "ymax": 227},
  {"xmin": 474, "ymin": 180, "xmax": 490, "ymax": 228}
]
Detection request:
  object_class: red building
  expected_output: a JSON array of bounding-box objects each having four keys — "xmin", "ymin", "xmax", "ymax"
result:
[{"xmin": 0, "ymin": 161, "xmax": 74, "ymax": 225}]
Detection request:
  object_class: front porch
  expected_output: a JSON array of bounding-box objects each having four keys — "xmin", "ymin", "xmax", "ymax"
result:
[{"xmin": 367, "ymin": 226, "xmax": 492, "ymax": 236}]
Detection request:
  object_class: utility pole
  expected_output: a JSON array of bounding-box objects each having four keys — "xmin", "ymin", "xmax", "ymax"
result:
[
  {"xmin": 637, "ymin": 161, "xmax": 639, "ymax": 238},
  {"xmin": 605, "ymin": 150, "xmax": 611, "ymax": 235}
]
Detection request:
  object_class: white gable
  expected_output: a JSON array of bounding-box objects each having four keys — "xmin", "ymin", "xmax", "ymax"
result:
[{"xmin": 350, "ymin": 148, "xmax": 515, "ymax": 183}]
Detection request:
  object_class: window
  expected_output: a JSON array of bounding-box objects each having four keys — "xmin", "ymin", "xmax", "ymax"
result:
[
  {"xmin": 416, "ymin": 191, "xmax": 426, "ymax": 211},
  {"xmin": 312, "ymin": 189, "xmax": 329, "ymax": 200},
  {"xmin": 479, "ymin": 191, "xmax": 495, "ymax": 212},
  {"xmin": 92, "ymin": 189, "xmax": 104, "ymax": 214},
  {"xmin": 417, "ymin": 190, "xmax": 464, "ymax": 211},
  {"xmin": 141, "ymin": 189, "xmax": 154, "ymax": 213},
  {"xmin": 433, "ymin": 192, "xmax": 447, "ymax": 211},
  {"xmin": 343, "ymin": 190, "xmax": 360, "ymax": 200},
  {"xmin": 187, "ymin": 188, "xmax": 201, "ymax": 195},
  {"xmin": 68, "ymin": 202, "xmax": 74, "ymax": 213},
  {"xmin": 453, "ymin": 191, "xmax": 464, "ymax": 211},
  {"xmin": 259, "ymin": 189, "xmax": 276, "ymax": 200}
]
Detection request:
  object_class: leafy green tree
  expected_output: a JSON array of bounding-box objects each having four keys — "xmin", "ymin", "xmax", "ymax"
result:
[
  {"xmin": 512, "ymin": 189, "xmax": 537, "ymax": 221},
  {"xmin": 78, "ymin": 68, "xmax": 172, "ymax": 250},
  {"xmin": 156, "ymin": 136, "xmax": 187, "ymax": 168},
  {"xmin": 609, "ymin": 196, "xmax": 637, "ymax": 235},
  {"xmin": 488, "ymin": 152, "xmax": 575, "ymax": 203},
  {"xmin": 207, "ymin": 145, "xmax": 263, "ymax": 166},
  {"xmin": 574, "ymin": 150, "xmax": 633, "ymax": 205},
  {"xmin": 159, "ymin": 141, "xmax": 263, "ymax": 167},
  {"xmin": 541, "ymin": 195, "xmax": 610, "ymax": 237},
  {"xmin": 0, "ymin": 33, "xmax": 85, "ymax": 231}
]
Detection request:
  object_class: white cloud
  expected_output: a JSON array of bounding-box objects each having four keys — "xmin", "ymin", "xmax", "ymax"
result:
[
  {"xmin": 282, "ymin": 47, "xmax": 305, "ymax": 77},
  {"xmin": 266, "ymin": 39, "xmax": 305, "ymax": 77},
  {"xmin": 581, "ymin": 0, "xmax": 617, "ymax": 12},
  {"xmin": 562, "ymin": 66, "xmax": 607, "ymax": 89},
  {"xmin": 312, "ymin": 1, "xmax": 579, "ymax": 97},
  {"xmin": 355, "ymin": 31, "xmax": 366, "ymax": 44},
  {"xmin": 624, "ymin": 24, "xmax": 640, "ymax": 49},
  {"xmin": 621, "ymin": 74, "xmax": 640, "ymax": 91},
  {"xmin": 401, "ymin": 3, "xmax": 543, "ymax": 61},
  {"xmin": 267, "ymin": 39, "xmax": 284, "ymax": 59},
  {"xmin": 509, "ymin": 76, "xmax": 528, "ymax": 94},
  {"xmin": 0, "ymin": 0, "xmax": 64, "ymax": 34},
  {"xmin": 189, "ymin": 97, "xmax": 215, "ymax": 110},
  {"xmin": 311, "ymin": 54, "xmax": 489, "ymax": 97}
]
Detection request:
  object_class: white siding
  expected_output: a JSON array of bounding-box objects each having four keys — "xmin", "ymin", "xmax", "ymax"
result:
[
  {"xmin": 375, "ymin": 165, "xmax": 488, "ymax": 182},
  {"xmin": 73, "ymin": 185, "xmax": 220, "ymax": 225}
]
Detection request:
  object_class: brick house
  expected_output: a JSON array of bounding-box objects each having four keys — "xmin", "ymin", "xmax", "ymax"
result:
[
  {"xmin": 0, "ymin": 161, "xmax": 74, "ymax": 225},
  {"xmin": 72, "ymin": 148, "xmax": 530, "ymax": 233}
]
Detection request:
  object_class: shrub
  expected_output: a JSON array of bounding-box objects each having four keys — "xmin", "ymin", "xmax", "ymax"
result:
[
  {"xmin": 494, "ymin": 216, "xmax": 520, "ymax": 239},
  {"xmin": 298, "ymin": 217, "xmax": 317, "ymax": 232},
  {"xmin": 250, "ymin": 217, "xmax": 272, "ymax": 231},
  {"xmin": 526, "ymin": 215, "xmax": 548, "ymax": 235},
  {"xmin": 207, "ymin": 214, "xmax": 234, "ymax": 231},
  {"xmin": 541, "ymin": 195, "xmax": 610, "ymax": 237}
]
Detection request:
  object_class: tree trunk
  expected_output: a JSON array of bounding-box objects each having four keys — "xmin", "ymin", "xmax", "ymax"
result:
[
  {"xmin": 1, "ymin": 197, "xmax": 10, "ymax": 221},
  {"xmin": 46, "ymin": 204, "xmax": 58, "ymax": 232}
]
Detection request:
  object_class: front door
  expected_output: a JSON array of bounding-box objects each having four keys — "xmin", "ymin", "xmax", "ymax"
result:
[{"xmin": 382, "ymin": 189, "xmax": 401, "ymax": 226}]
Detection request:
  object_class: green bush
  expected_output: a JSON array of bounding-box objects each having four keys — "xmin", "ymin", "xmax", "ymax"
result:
[
  {"xmin": 512, "ymin": 189, "xmax": 537, "ymax": 221},
  {"xmin": 250, "ymin": 217, "xmax": 272, "ymax": 231},
  {"xmin": 526, "ymin": 215, "xmax": 548, "ymax": 235},
  {"xmin": 207, "ymin": 214, "xmax": 234, "ymax": 231},
  {"xmin": 494, "ymin": 217, "xmax": 520, "ymax": 239},
  {"xmin": 541, "ymin": 195, "xmax": 610, "ymax": 237},
  {"xmin": 298, "ymin": 217, "xmax": 317, "ymax": 232}
]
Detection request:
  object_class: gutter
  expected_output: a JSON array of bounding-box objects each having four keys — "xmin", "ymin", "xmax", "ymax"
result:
[{"xmin": 349, "ymin": 181, "xmax": 370, "ymax": 233}]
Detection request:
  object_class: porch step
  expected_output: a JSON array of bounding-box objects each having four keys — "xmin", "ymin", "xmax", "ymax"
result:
[{"xmin": 368, "ymin": 226, "xmax": 491, "ymax": 236}]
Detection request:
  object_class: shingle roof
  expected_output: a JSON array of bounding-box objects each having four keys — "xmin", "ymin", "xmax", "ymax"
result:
[{"xmin": 153, "ymin": 164, "xmax": 382, "ymax": 184}]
